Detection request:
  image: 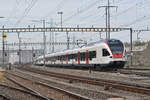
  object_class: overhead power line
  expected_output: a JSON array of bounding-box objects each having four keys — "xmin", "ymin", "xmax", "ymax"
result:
[
  {"xmin": 15, "ymin": 0, "xmax": 38, "ymax": 26},
  {"xmin": 9, "ymin": 0, "xmax": 20, "ymax": 17},
  {"xmin": 111, "ymin": 1, "xmax": 149, "ymax": 18},
  {"xmin": 43, "ymin": 0, "xmax": 69, "ymax": 19},
  {"xmin": 119, "ymin": 16, "xmax": 147, "ymax": 27},
  {"xmin": 63, "ymin": 0, "xmax": 101, "ymax": 23}
]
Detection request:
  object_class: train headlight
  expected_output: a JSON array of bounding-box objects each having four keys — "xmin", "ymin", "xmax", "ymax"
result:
[{"xmin": 109, "ymin": 56, "xmax": 113, "ymax": 58}]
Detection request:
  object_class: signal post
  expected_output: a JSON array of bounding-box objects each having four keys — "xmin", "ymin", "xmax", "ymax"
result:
[{"xmin": 2, "ymin": 26, "xmax": 7, "ymax": 65}]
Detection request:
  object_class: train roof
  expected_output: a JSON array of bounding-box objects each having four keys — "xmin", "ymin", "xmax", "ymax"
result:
[
  {"xmin": 36, "ymin": 39, "xmax": 122, "ymax": 59},
  {"xmin": 85, "ymin": 39, "xmax": 122, "ymax": 47}
]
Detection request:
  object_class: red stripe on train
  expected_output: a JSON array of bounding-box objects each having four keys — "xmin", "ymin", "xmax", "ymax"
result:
[
  {"xmin": 78, "ymin": 52, "xmax": 80, "ymax": 64},
  {"xmin": 113, "ymin": 54, "xmax": 123, "ymax": 58},
  {"xmin": 66, "ymin": 55, "xmax": 68, "ymax": 64},
  {"xmin": 86, "ymin": 51, "xmax": 89, "ymax": 64}
]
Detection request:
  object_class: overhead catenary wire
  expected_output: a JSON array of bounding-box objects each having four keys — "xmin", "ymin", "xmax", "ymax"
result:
[
  {"xmin": 111, "ymin": 0, "xmax": 150, "ymax": 18},
  {"xmin": 117, "ymin": 1, "xmax": 150, "ymax": 28},
  {"xmin": 43, "ymin": 0, "xmax": 69, "ymax": 19},
  {"xmin": 15, "ymin": 0, "xmax": 38, "ymax": 26},
  {"xmin": 2, "ymin": 0, "xmax": 150, "ymax": 46},
  {"xmin": 8, "ymin": 0, "xmax": 20, "ymax": 18},
  {"xmin": 61, "ymin": 0, "xmax": 134, "ymax": 28},
  {"xmin": 62, "ymin": 0, "xmax": 128, "ymax": 24},
  {"xmin": 62, "ymin": 0, "xmax": 101, "ymax": 23}
]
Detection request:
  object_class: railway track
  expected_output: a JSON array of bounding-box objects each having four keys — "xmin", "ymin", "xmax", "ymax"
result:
[
  {"xmin": 0, "ymin": 84, "xmax": 50, "ymax": 100},
  {"xmin": 0, "ymin": 94, "xmax": 11, "ymax": 100},
  {"xmin": 118, "ymin": 69, "xmax": 150, "ymax": 77},
  {"xmin": 16, "ymin": 66, "xmax": 150, "ymax": 95},
  {"xmin": 6, "ymin": 72, "xmax": 92, "ymax": 100},
  {"xmin": 5, "ymin": 76, "xmax": 51, "ymax": 100},
  {"xmin": 124, "ymin": 68, "xmax": 150, "ymax": 71}
]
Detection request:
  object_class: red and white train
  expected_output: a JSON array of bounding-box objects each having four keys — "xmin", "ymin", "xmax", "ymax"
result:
[{"xmin": 35, "ymin": 39, "xmax": 126, "ymax": 70}]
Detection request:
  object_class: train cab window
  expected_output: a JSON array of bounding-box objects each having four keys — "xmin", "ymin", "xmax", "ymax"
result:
[{"xmin": 102, "ymin": 49, "xmax": 110, "ymax": 56}]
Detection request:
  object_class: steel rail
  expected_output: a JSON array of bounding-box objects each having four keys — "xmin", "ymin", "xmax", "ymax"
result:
[
  {"xmin": 17, "ymin": 67, "xmax": 150, "ymax": 95},
  {"xmin": 123, "ymin": 68, "xmax": 150, "ymax": 71},
  {"xmin": 0, "ymin": 94, "xmax": 11, "ymax": 100},
  {"xmin": 7, "ymin": 72, "xmax": 91, "ymax": 100},
  {"xmin": 17, "ymin": 67, "xmax": 150, "ymax": 88},
  {"xmin": 118, "ymin": 69, "xmax": 150, "ymax": 77},
  {"xmin": 4, "ymin": 75, "xmax": 52, "ymax": 100},
  {"xmin": 0, "ymin": 84, "xmax": 51, "ymax": 100},
  {"xmin": 36, "ymin": 82, "xmax": 91, "ymax": 100}
]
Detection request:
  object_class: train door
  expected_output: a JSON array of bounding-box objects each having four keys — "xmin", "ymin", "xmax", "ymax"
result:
[{"xmin": 93, "ymin": 48, "xmax": 100, "ymax": 64}]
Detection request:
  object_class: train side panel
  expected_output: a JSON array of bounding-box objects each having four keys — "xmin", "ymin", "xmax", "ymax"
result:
[{"xmin": 35, "ymin": 39, "xmax": 126, "ymax": 70}]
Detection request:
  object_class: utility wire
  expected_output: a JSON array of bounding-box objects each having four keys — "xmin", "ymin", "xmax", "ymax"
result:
[
  {"xmin": 111, "ymin": 1, "xmax": 149, "ymax": 18},
  {"xmin": 6, "ymin": 0, "xmax": 20, "ymax": 25},
  {"xmin": 15, "ymin": 0, "xmax": 38, "ymax": 26},
  {"xmin": 9, "ymin": 0, "xmax": 20, "ymax": 18},
  {"xmin": 63, "ymin": 0, "xmax": 101, "ymax": 23},
  {"xmin": 119, "ymin": 16, "xmax": 147, "ymax": 27},
  {"xmin": 117, "ymin": 1, "xmax": 150, "ymax": 27},
  {"xmin": 43, "ymin": 0, "xmax": 69, "ymax": 19}
]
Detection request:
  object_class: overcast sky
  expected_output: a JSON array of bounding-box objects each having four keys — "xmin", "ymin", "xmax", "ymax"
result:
[{"xmin": 0, "ymin": 0, "xmax": 150, "ymax": 52}]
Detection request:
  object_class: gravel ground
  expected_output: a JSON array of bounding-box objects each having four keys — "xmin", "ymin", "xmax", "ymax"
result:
[
  {"xmin": 31, "ymin": 65, "xmax": 150, "ymax": 86},
  {"xmin": 1, "ymin": 77, "xmax": 29, "ymax": 91},
  {"xmin": 0, "ymin": 85, "xmax": 42, "ymax": 100},
  {"xmin": 31, "ymin": 65, "xmax": 150, "ymax": 98},
  {"xmin": 12, "ymin": 68, "xmax": 150, "ymax": 100},
  {"xmin": 6, "ymin": 72, "xmax": 91, "ymax": 100},
  {"xmin": 6, "ymin": 73, "xmax": 58, "ymax": 100},
  {"xmin": 11, "ymin": 69, "xmax": 122, "ymax": 100}
]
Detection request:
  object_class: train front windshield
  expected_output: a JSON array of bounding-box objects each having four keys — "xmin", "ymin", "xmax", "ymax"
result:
[{"xmin": 107, "ymin": 40, "xmax": 124, "ymax": 54}]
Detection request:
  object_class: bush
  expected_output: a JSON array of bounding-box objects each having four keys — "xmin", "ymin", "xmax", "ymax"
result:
[{"xmin": 134, "ymin": 41, "xmax": 146, "ymax": 46}]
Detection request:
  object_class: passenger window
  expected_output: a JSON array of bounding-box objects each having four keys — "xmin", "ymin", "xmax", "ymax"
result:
[
  {"xmin": 80, "ymin": 52, "xmax": 86, "ymax": 61},
  {"xmin": 89, "ymin": 51, "xmax": 96, "ymax": 60},
  {"xmin": 102, "ymin": 49, "xmax": 110, "ymax": 56}
]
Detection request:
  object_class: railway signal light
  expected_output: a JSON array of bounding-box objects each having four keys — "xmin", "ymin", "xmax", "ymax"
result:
[{"xmin": 2, "ymin": 34, "xmax": 6, "ymax": 39}]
